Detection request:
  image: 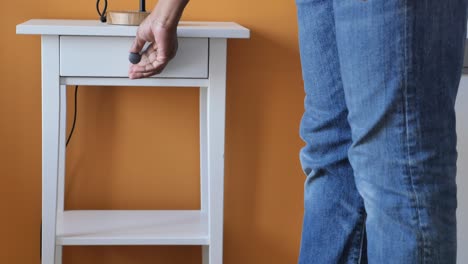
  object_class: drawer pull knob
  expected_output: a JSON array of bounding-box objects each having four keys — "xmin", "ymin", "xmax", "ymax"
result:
[{"xmin": 129, "ymin": 52, "xmax": 142, "ymax": 64}]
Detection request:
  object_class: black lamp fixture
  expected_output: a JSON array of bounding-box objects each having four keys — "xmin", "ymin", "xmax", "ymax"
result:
[{"xmin": 139, "ymin": 0, "xmax": 146, "ymax": 12}]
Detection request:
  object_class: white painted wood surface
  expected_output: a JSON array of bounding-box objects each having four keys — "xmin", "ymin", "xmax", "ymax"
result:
[
  {"xmin": 16, "ymin": 19, "xmax": 250, "ymax": 38},
  {"xmin": 205, "ymin": 38, "xmax": 228, "ymax": 264},
  {"xmin": 60, "ymin": 37, "xmax": 209, "ymax": 78},
  {"xmin": 41, "ymin": 35, "xmax": 61, "ymax": 264},
  {"xmin": 16, "ymin": 18, "xmax": 248, "ymax": 264},
  {"xmin": 60, "ymin": 77, "xmax": 209, "ymax": 87},
  {"xmin": 56, "ymin": 210, "xmax": 209, "ymax": 245},
  {"xmin": 54, "ymin": 85, "xmax": 67, "ymax": 264},
  {"xmin": 200, "ymin": 87, "xmax": 209, "ymax": 214}
]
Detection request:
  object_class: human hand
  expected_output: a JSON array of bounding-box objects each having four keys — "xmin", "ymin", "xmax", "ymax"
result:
[
  {"xmin": 128, "ymin": 18, "xmax": 178, "ymax": 79},
  {"xmin": 128, "ymin": 0, "xmax": 188, "ymax": 79}
]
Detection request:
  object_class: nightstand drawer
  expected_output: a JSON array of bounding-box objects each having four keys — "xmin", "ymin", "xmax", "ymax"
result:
[{"xmin": 60, "ymin": 36, "xmax": 209, "ymax": 78}]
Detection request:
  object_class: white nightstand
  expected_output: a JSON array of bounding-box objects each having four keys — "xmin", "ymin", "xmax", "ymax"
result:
[{"xmin": 16, "ymin": 19, "xmax": 250, "ymax": 264}]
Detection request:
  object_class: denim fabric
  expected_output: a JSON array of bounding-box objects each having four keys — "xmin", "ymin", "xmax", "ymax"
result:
[{"xmin": 296, "ymin": 0, "xmax": 467, "ymax": 263}]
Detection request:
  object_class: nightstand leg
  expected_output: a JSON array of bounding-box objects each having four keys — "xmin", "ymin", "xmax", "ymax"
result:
[
  {"xmin": 41, "ymin": 35, "xmax": 61, "ymax": 264},
  {"xmin": 200, "ymin": 86, "xmax": 210, "ymax": 264},
  {"xmin": 55, "ymin": 246, "xmax": 62, "ymax": 264},
  {"xmin": 54, "ymin": 85, "xmax": 67, "ymax": 264},
  {"xmin": 205, "ymin": 38, "xmax": 227, "ymax": 264},
  {"xmin": 200, "ymin": 86, "xmax": 208, "ymax": 214},
  {"xmin": 202, "ymin": 245, "xmax": 210, "ymax": 264}
]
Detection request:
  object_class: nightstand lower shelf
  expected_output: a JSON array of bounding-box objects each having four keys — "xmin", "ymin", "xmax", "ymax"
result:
[{"xmin": 56, "ymin": 210, "xmax": 209, "ymax": 246}]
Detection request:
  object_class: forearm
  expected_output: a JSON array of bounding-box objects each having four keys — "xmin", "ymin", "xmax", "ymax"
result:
[{"xmin": 150, "ymin": 0, "xmax": 189, "ymax": 29}]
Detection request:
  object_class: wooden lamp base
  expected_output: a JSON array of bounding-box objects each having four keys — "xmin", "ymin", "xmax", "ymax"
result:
[{"xmin": 107, "ymin": 11, "xmax": 150, "ymax": 26}]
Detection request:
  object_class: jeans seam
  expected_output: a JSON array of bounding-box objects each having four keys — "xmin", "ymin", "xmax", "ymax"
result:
[
  {"xmin": 348, "ymin": 208, "xmax": 366, "ymax": 264},
  {"xmin": 357, "ymin": 214, "xmax": 366, "ymax": 264},
  {"xmin": 402, "ymin": 2, "xmax": 427, "ymax": 263}
]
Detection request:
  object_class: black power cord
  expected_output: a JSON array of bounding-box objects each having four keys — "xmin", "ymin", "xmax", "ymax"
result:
[
  {"xmin": 66, "ymin": 86, "xmax": 79, "ymax": 146},
  {"xmin": 40, "ymin": 85, "xmax": 79, "ymax": 261},
  {"xmin": 96, "ymin": 0, "xmax": 108, "ymax": 23}
]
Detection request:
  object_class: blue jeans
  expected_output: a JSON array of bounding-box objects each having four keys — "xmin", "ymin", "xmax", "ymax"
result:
[{"xmin": 296, "ymin": 0, "xmax": 467, "ymax": 263}]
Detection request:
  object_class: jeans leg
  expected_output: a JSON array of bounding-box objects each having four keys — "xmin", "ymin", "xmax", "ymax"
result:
[
  {"xmin": 332, "ymin": 0, "xmax": 467, "ymax": 263},
  {"xmin": 296, "ymin": 0, "xmax": 367, "ymax": 263}
]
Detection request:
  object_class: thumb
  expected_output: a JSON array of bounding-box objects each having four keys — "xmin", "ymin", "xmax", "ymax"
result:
[{"xmin": 130, "ymin": 34, "xmax": 146, "ymax": 54}]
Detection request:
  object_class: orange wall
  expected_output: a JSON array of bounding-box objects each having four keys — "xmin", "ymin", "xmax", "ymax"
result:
[{"xmin": 0, "ymin": 0, "xmax": 306, "ymax": 263}]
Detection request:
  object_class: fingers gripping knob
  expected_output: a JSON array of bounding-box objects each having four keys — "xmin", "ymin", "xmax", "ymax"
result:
[
  {"xmin": 129, "ymin": 42, "xmax": 151, "ymax": 64},
  {"xmin": 129, "ymin": 52, "xmax": 142, "ymax": 64}
]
